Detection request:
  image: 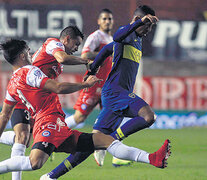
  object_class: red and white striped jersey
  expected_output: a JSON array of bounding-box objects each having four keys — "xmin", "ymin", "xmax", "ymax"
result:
[
  {"xmin": 4, "ymin": 65, "xmax": 65, "ymax": 122},
  {"xmin": 81, "ymin": 30, "xmax": 113, "ymax": 95}
]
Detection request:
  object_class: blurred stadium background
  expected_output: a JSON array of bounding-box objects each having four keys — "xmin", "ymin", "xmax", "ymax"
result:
[{"xmin": 0, "ymin": 0, "xmax": 207, "ymax": 179}]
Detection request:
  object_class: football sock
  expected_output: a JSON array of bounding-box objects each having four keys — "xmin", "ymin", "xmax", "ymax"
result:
[
  {"xmin": 11, "ymin": 143, "xmax": 26, "ymax": 180},
  {"xmin": 107, "ymin": 140, "xmax": 149, "ymax": 163},
  {"xmin": 0, "ymin": 156, "xmax": 32, "ymax": 174},
  {"xmin": 0, "ymin": 131, "xmax": 15, "ymax": 146},
  {"xmin": 49, "ymin": 151, "xmax": 92, "ymax": 179},
  {"xmin": 65, "ymin": 115, "xmax": 78, "ymax": 129},
  {"xmin": 111, "ymin": 116, "xmax": 149, "ymax": 140}
]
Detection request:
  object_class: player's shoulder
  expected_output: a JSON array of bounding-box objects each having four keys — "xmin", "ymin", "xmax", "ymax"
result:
[
  {"xmin": 88, "ymin": 30, "xmax": 102, "ymax": 38},
  {"xmin": 45, "ymin": 38, "xmax": 63, "ymax": 47}
]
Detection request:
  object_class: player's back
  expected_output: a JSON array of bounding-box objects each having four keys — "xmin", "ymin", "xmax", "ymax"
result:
[
  {"xmin": 32, "ymin": 38, "xmax": 64, "ymax": 79},
  {"xmin": 6, "ymin": 65, "xmax": 65, "ymax": 121}
]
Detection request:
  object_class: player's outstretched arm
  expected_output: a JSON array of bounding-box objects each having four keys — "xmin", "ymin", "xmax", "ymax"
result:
[
  {"xmin": 81, "ymin": 51, "xmax": 99, "ymax": 61},
  {"xmin": 113, "ymin": 19, "xmax": 144, "ymax": 42},
  {"xmin": 87, "ymin": 42, "xmax": 114, "ymax": 76},
  {"xmin": 113, "ymin": 15, "xmax": 158, "ymax": 42},
  {"xmin": 54, "ymin": 51, "xmax": 89, "ymax": 65},
  {"xmin": 43, "ymin": 76, "xmax": 102, "ymax": 94},
  {"xmin": 0, "ymin": 102, "xmax": 15, "ymax": 137}
]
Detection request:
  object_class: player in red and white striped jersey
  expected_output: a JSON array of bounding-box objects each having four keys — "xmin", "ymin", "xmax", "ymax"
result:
[
  {"xmin": 0, "ymin": 26, "xmax": 89, "ymax": 180},
  {"xmin": 0, "ymin": 39, "xmax": 171, "ymax": 178}
]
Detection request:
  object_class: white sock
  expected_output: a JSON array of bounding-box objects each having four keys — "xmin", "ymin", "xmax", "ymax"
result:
[
  {"xmin": 0, "ymin": 156, "xmax": 32, "ymax": 174},
  {"xmin": 11, "ymin": 143, "xmax": 26, "ymax": 180},
  {"xmin": 107, "ymin": 140, "xmax": 150, "ymax": 163},
  {"xmin": 120, "ymin": 117, "xmax": 131, "ymax": 126},
  {"xmin": 65, "ymin": 115, "xmax": 78, "ymax": 128},
  {"xmin": 0, "ymin": 131, "xmax": 15, "ymax": 146}
]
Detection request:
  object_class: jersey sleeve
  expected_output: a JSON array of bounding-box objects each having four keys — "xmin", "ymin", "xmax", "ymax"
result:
[
  {"xmin": 82, "ymin": 33, "xmax": 100, "ymax": 54},
  {"xmin": 4, "ymin": 91, "xmax": 17, "ymax": 105},
  {"xmin": 26, "ymin": 66, "xmax": 49, "ymax": 88},
  {"xmin": 89, "ymin": 42, "xmax": 114, "ymax": 75},
  {"xmin": 113, "ymin": 19, "xmax": 143, "ymax": 42},
  {"xmin": 46, "ymin": 40, "xmax": 65, "ymax": 56}
]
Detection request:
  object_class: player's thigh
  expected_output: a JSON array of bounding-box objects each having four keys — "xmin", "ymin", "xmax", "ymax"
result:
[
  {"xmin": 12, "ymin": 109, "xmax": 31, "ymax": 144},
  {"xmin": 11, "ymin": 109, "xmax": 31, "ymax": 128},
  {"xmin": 123, "ymin": 95, "xmax": 149, "ymax": 117},
  {"xmin": 93, "ymin": 107, "xmax": 123, "ymax": 134},
  {"xmin": 30, "ymin": 148, "xmax": 49, "ymax": 170}
]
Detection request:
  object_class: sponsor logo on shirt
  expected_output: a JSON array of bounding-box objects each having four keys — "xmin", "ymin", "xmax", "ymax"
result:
[
  {"xmin": 42, "ymin": 131, "xmax": 51, "ymax": 137},
  {"xmin": 56, "ymin": 42, "xmax": 63, "ymax": 47},
  {"xmin": 34, "ymin": 70, "xmax": 42, "ymax": 78}
]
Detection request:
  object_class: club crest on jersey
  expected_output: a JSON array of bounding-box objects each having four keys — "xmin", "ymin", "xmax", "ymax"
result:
[
  {"xmin": 56, "ymin": 42, "xmax": 63, "ymax": 47},
  {"xmin": 42, "ymin": 131, "xmax": 51, "ymax": 137},
  {"xmin": 81, "ymin": 104, "xmax": 87, "ymax": 110},
  {"xmin": 128, "ymin": 93, "xmax": 136, "ymax": 98}
]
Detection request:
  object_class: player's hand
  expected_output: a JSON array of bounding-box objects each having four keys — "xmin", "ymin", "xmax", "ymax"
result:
[
  {"xmin": 141, "ymin": 14, "xmax": 159, "ymax": 25},
  {"xmin": 83, "ymin": 75, "xmax": 102, "ymax": 92},
  {"xmin": 83, "ymin": 74, "xmax": 89, "ymax": 82},
  {"xmin": 131, "ymin": 16, "xmax": 140, "ymax": 24},
  {"xmin": 84, "ymin": 75, "xmax": 102, "ymax": 87}
]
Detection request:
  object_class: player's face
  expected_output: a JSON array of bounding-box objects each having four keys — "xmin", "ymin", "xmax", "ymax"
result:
[
  {"xmin": 98, "ymin": 13, "xmax": 114, "ymax": 33},
  {"xmin": 65, "ymin": 36, "xmax": 83, "ymax": 54},
  {"xmin": 136, "ymin": 21, "xmax": 153, "ymax": 37}
]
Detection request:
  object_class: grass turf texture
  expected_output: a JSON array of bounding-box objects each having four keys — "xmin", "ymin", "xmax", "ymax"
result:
[{"xmin": 0, "ymin": 127, "xmax": 206, "ymax": 180}]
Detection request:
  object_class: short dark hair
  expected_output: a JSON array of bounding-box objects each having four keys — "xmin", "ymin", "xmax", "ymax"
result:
[
  {"xmin": 134, "ymin": 5, "xmax": 155, "ymax": 16},
  {"xmin": 99, "ymin": 8, "xmax": 113, "ymax": 16},
  {"xmin": 60, "ymin": 25, "xmax": 84, "ymax": 40},
  {"xmin": 0, "ymin": 39, "xmax": 27, "ymax": 65}
]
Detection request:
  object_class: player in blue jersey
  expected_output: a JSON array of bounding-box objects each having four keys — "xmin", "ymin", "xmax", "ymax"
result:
[{"xmin": 40, "ymin": 5, "xmax": 171, "ymax": 180}]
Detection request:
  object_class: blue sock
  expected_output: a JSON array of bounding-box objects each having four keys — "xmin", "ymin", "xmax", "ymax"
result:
[
  {"xmin": 111, "ymin": 116, "xmax": 149, "ymax": 140},
  {"xmin": 49, "ymin": 151, "xmax": 92, "ymax": 179}
]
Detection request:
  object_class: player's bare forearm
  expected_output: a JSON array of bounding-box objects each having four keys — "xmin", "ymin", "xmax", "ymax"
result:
[
  {"xmin": 43, "ymin": 76, "xmax": 102, "ymax": 94},
  {"xmin": 81, "ymin": 51, "xmax": 99, "ymax": 60},
  {"xmin": 54, "ymin": 51, "xmax": 88, "ymax": 65}
]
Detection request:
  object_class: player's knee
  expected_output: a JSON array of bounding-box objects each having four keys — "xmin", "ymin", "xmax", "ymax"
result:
[
  {"xmin": 30, "ymin": 159, "xmax": 44, "ymax": 170},
  {"xmin": 145, "ymin": 112, "xmax": 156, "ymax": 127}
]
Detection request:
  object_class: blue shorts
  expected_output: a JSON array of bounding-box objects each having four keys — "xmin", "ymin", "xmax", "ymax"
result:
[
  {"xmin": 102, "ymin": 91, "xmax": 147, "ymax": 112},
  {"xmin": 93, "ymin": 95, "xmax": 148, "ymax": 134}
]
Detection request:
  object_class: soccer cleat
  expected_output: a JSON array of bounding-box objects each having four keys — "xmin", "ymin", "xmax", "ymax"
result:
[
  {"xmin": 94, "ymin": 150, "xmax": 107, "ymax": 166},
  {"xmin": 112, "ymin": 157, "xmax": 133, "ymax": 167},
  {"xmin": 149, "ymin": 139, "xmax": 171, "ymax": 168},
  {"xmin": 40, "ymin": 174, "xmax": 57, "ymax": 180}
]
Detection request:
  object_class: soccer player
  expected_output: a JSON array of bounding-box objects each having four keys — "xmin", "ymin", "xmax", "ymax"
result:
[
  {"xmin": 0, "ymin": 39, "xmax": 170, "ymax": 179},
  {"xmin": 65, "ymin": 9, "xmax": 113, "ymax": 129},
  {"xmin": 40, "ymin": 5, "xmax": 171, "ymax": 180},
  {"xmin": 65, "ymin": 8, "xmax": 115, "ymax": 166},
  {"xmin": 0, "ymin": 25, "xmax": 89, "ymax": 180}
]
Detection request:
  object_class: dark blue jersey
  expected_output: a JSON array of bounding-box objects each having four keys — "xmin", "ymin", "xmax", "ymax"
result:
[{"xmin": 90, "ymin": 19, "xmax": 143, "ymax": 93}]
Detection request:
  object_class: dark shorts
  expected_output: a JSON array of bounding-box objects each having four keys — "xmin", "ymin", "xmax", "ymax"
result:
[
  {"xmin": 93, "ymin": 96, "xmax": 148, "ymax": 134},
  {"xmin": 11, "ymin": 109, "xmax": 31, "ymax": 128},
  {"xmin": 31, "ymin": 133, "xmax": 94, "ymax": 156}
]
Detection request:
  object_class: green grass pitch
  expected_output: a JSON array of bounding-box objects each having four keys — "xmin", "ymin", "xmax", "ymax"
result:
[{"xmin": 0, "ymin": 127, "xmax": 206, "ymax": 180}]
